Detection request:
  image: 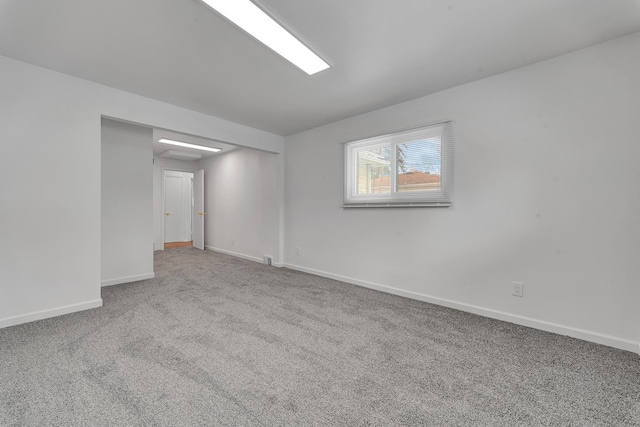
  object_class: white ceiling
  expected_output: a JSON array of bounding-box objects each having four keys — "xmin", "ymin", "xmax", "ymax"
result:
[{"xmin": 1, "ymin": 0, "xmax": 639, "ymax": 136}]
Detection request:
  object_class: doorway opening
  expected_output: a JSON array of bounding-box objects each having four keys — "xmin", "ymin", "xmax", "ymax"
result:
[
  {"xmin": 162, "ymin": 169, "xmax": 205, "ymax": 250},
  {"xmin": 163, "ymin": 170, "xmax": 194, "ymax": 249}
]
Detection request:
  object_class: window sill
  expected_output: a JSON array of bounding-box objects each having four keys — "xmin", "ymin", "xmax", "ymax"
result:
[{"xmin": 342, "ymin": 202, "xmax": 451, "ymax": 208}]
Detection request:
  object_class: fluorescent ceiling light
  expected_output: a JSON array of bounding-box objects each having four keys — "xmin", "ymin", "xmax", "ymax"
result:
[
  {"xmin": 201, "ymin": 0, "xmax": 330, "ymax": 75},
  {"xmin": 158, "ymin": 139, "xmax": 221, "ymax": 152}
]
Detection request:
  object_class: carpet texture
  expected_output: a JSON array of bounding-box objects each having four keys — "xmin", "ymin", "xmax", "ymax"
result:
[{"xmin": 1, "ymin": 248, "xmax": 639, "ymax": 426}]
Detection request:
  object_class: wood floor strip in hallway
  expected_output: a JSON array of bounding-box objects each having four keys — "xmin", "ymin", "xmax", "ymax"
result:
[{"xmin": 164, "ymin": 241, "xmax": 193, "ymax": 249}]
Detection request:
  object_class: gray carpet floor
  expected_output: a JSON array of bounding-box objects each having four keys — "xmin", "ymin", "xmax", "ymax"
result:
[{"xmin": 1, "ymin": 248, "xmax": 639, "ymax": 426}]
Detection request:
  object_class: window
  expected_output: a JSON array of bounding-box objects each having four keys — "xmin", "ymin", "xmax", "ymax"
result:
[{"xmin": 344, "ymin": 121, "xmax": 452, "ymax": 207}]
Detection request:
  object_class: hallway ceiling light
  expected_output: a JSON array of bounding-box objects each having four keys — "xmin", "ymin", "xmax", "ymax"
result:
[
  {"xmin": 158, "ymin": 139, "xmax": 222, "ymax": 152},
  {"xmin": 201, "ymin": 0, "xmax": 330, "ymax": 75}
]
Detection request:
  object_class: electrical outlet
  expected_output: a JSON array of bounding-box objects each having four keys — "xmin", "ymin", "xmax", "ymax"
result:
[
  {"xmin": 296, "ymin": 247, "xmax": 301, "ymax": 256},
  {"xmin": 512, "ymin": 282, "xmax": 524, "ymax": 297},
  {"xmin": 231, "ymin": 237, "xmax": 235, "ymax": 245}
]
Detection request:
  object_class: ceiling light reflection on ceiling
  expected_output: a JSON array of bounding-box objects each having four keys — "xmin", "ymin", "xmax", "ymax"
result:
[
  {"xmin": 201, "ymin": 0, "xmax": 330, "ymax": 75},
  {"xmin": 158, "ymin": 139, "xmax": 221, "ymax": 152}
]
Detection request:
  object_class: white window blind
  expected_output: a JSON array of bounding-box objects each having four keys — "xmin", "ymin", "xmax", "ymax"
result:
[{"xmin": 344, "ymin": 121, "xmax": 452, "ymax": 207}]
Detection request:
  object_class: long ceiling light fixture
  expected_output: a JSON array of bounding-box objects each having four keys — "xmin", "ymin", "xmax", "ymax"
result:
[
  {"xmin": 201, "ymin": 0, "xmax": 330, "ymax": 75},
  {"xmin": 158, "ymin": 139, "xmax": 222, "ymax": 152}
]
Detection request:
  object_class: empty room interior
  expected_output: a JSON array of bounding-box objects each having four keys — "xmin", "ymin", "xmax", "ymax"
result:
[{"xmin": 1, "ymin": 0, "xmax": 640, "ymax": 425}]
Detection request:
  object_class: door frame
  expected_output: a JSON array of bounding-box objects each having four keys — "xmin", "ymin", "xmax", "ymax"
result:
[
  {"xmin": 161, "ymin": 167, "xmax": 195, "ymax": 249},
  {"xmin": 192, "ymin": 169, "xmax": 205, "ymax": 250}
]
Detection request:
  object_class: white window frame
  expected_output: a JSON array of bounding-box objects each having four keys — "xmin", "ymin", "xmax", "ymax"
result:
[{"xmin": 343, "ymin": 121, "xmax": 452, "ymax": 207}]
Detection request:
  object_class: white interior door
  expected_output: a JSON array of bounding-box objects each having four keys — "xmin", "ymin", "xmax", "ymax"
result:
[
  {"xmin": 193, "ymin": 169, "xmax": 205, "ymax": 250},
  {"xmin": 164, "ymin": 173, "xmax": 183, "ymax": 243},
  {"xmin": 164, "ymin": 170, "xmax": 194, "ymax": 244}
]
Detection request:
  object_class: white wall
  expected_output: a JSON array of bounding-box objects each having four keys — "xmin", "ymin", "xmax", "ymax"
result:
[
  {"xmin": 0, "ymin": 54, "xmax": 283, "ymax": 328},
  {"xmin": 284, "ymin": 34, "xmax": 640, "ymax": 352},
  {"xmin": 0, "ymin": 62, "xmax": 102, "ymax": 326},
  {"xmin": 199, "ymin": 148, "xmax": 280, "ymax": 265},
  {"xmin": 153, "ymin": 156, "xmax": 199, "ymax": 250},
  {"xmin": 101, "ymin": 119, "xmax": 154, "ymax": 286}
]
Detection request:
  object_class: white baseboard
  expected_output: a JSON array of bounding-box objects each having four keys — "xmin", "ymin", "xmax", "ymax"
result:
[
  {"xmin": 204, "ymin": 246, "xmax": 263, "ymax": 264},
  {"xmin": 0, "ymin": 299, "xmax": 103, "ymax": 329},
  {"xmin": 284, "ymin": 263, "xmax": 640, "ymax": 355},
  {"xmin": 101, "ymin": 273, "xmax": 155, "ymax": 287},
  {"xmin": 204, "ymin": 246, "xmax": 284, "ymax": 267}
]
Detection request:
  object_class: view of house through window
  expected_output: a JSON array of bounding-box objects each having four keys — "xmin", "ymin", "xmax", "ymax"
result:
[
  {"xmin": 357, "ymin": 146, "xmax": 391, "ymax": 194},
  {"xmin": 345, "ymin": 121, "xmax": 452, "ymax": 207}
]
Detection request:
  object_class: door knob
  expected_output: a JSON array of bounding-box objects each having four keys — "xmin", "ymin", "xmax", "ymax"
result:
[
  {"xmin": 166, "ymin": 213, "xmax": 170, "ymax": 216},
  {"xmin": 198, "ymin": 212, "xmax": 206, "ymax": 216}
]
